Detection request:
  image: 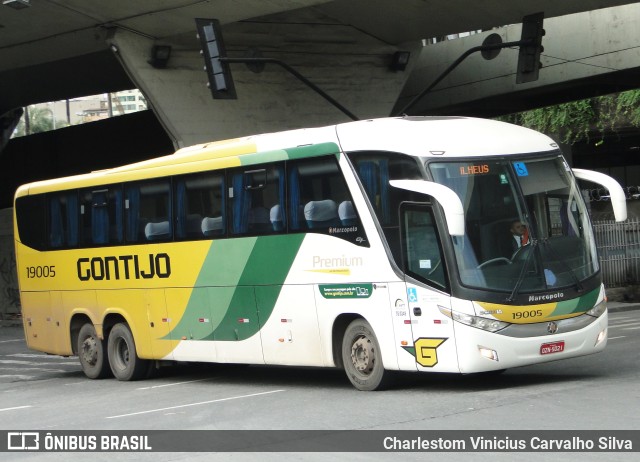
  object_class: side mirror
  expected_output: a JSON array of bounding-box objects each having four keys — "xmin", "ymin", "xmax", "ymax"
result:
[{"xmin": 389, "ymin": 180, "xmax": 465, "ymax": 236}]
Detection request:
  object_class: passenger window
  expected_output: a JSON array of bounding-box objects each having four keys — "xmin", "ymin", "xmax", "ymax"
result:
[
  {"xmin": 80, "ymin": 187, "xmax": 123, "ymax": 246},
  {"xmin": 175, "ymin": 172, "xmax": 225, "ymax": 239},
  {"xmin": 347, "ymin": 151, "xmax": 423, "ymax": 259},
  {"xmin": 229, "ymin": 166, "xmax": 284, "ymax": 235},
  {"xmin": 15, "ymin": 195, "xmax": 47, "ymax": 251},
  {"xmin": 48, "ymin": 191, "xmax": 79, "ymax": 248},
  {"xmin": 288, "ymin": 156, "xmax": 368, "ymax": 246},
  {"xmin": 126, "ymin": 180, "xmax": 172, "ymax": 243}
]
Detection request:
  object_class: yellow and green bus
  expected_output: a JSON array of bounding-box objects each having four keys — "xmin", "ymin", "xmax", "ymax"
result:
[{"xmin": 13, "ymin": 116, "xmax": 626, "ymax": 390}]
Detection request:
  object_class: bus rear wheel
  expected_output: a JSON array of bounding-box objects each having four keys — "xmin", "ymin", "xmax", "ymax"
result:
[
  {"xmin": 77, "ymin": 323, "xmax": 111, "ymax": 379},
  {"xmin": 107, "ymin": 323, "xmax": 149, "ymax": 381},
  {"xmin": 341, "ymin": 319, "xmax": 393, "ymax": 391}
]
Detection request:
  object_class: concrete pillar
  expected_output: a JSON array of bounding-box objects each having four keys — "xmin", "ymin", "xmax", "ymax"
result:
[
  {"xmin": 108, "ymin": 23, "xmax": 417, "ymax": 148},
  {"xmin": 0, "ymin": 208, "xmax": 20, "ymax": 323}
]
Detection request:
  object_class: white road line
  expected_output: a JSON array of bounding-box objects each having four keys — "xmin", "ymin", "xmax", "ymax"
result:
[
  {"xmin": 6, "ymin": 353, "xmax": 68, "ymax": 359},
  {"xmin": 106, "ymin": 389, "xmax": 285, "ymax": 419},
  {"xmin": 622, "ymin": 326, "xmax": 640, "ymax": 330},
  {"xmin": 0, "ymin": 405, "xmax": 32, "ymax": 412},
  {"xmin": 608, "ymin": 336, "xmax": 625, "ymax": 340},
  {"xmin": 0, "ymin": 360, "xmax": 77, "ymax": 366},
  {"xmin": 136, "ymin": 378, "xmax": 211, "ymax": 390},
  {"xmin": 0, "ymin": 375, "xmax": 36, "ymax": 381},
  {"xmin": 609, "ymin": 322, "xmax": 640, "ymax": 328},
  {"xmin": 0, "ymin": 339, "xmax": 24, "ymax": 344},
  {"xmin": 0, "ymin": 367, "xmax": 70, "ymax": 373}
]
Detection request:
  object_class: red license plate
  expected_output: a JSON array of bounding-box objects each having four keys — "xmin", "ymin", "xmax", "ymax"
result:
[{"xmin": 540, "ymin": 341, "xmax": 565, "ymax": 355}]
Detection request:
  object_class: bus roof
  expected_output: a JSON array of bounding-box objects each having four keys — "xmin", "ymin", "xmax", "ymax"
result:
[
  {"xmin": 15, "ymin": 117, "xmax": 559, "ymax": 197},
  {"xmin": 333, "ymin": 116, "xmax": 558, "ymax": 157}
]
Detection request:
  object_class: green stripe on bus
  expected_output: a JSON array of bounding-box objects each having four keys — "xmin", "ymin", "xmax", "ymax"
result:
[
  {"xmin": 238, "ymin": 143, "xmax": 340, "ymax": 167},
  {"xmin": 208, "ymin": 234, "xmax": 305, "ymax": 341},
  {"xmin": 165, "ymin": 234, "xmax": 305, "ymax": 342},
  {"xmin": 549, "ymin": 287, "xmax": 600, "ymax": 316},
  {"xmin": 239, "ymin": 150, "xmax": 289, "ymax": 165},
  {"xmin": 283, "ymin": 143, "xmax": 340, "ymax": 160}
]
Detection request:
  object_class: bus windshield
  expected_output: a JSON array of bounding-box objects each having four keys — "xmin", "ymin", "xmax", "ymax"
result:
[{"xmin": 429, "ymin": 155, "xmax": 599, "ymax": 294}]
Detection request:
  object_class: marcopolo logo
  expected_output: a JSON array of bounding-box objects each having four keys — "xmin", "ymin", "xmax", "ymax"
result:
[
  {"xmin": 528, "ymin": 292, "xmax": 565, "ymax": 303},
  {"xmin": 77, "ymin": 253, "xmax": 171, "ymax": 281}
]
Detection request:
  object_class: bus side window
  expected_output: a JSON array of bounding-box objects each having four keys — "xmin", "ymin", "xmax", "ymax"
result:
[
  {"xmin": 175, "ymin": 172, "xmax": 225, "ymax": 240},
  {"xmin": 80, "ymin": 188, "xmax": 123, "ymax": 246},
  {"xmin": 229, "ymin": 165, "xmax": 283, "ymax": 236},
  {"xmin": 289, "ymin": 156, "xmax": 367, "ymax": 246},
  {"xmin": 289, "ymin": 157, "xmax": 344, "ymax": 230},
  {"xmin": 15, "ymin": 195, "xmax": 47, "ymax": 251},
  {"xmin": 126, "ymin": 180, "xmax": 172, "ymax": 243},
  {"xmin": 48, "ymin": 191, "xmax": 79, "ymax": 249}
]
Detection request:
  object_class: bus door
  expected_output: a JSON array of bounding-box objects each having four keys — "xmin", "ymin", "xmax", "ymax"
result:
[{"xmin": 399, "ymin": 203, "xmax": 459, "ymax": 373}]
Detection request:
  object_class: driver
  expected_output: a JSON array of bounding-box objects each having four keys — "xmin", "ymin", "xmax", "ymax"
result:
[{"xmin": 509, "ymin": 220, "xmax": 529, "ymax": 252}]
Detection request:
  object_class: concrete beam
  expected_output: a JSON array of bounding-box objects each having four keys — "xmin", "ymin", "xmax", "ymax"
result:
[
  {"xmin": 394, "ymin": 4, "xmax": 640, "ymax": 116},
  {"xmin": 108, "ymin": 20, "xmax": 417, "ymax": 148}
]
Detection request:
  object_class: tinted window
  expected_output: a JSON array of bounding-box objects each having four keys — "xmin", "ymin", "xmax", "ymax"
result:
[
  {"xmin": 175, "ymin": 172, "xmax": 225, "ymax": 239},
  {"xmin": 126, "ymin": 180, "xmax": 172, "ymax": 243},
  {"xmin": 229, "ymin": 166, "xmax": 283, "ymax": 236},
  {"xmin": 289, "ymin": 156, "xmax": 367, "ymax": 246},
  {"xmin": 15, "ymin": 195, "xmax": 46, "ymax": 250},
  {"xmin": 80, "ymin": 187, "xmax": 123, "ymax": 246},
  {"xmin": 401, "ymin": 205, "xmax": 447, "ymax": 290},
  {"xmin": 48, "ymin": 191, "xmax": 79, "ymax": 248}
]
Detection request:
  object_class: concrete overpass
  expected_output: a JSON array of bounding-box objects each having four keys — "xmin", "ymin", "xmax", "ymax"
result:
[
  {"xmin": 0, "ymin": 1, "xmax": 629, "ymax": 211},
  {"xmin": 2, "ymin": 0, "xmax": 640, "ymax": 319},
  {"xmin": 2, "ymin": 0, "xmax": 639, "ymax": 148},
  {"xmin": 394, "ymin": 3, "xmax": 640, "ymax": 118}
]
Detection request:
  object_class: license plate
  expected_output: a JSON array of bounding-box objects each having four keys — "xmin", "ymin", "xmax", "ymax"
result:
[{"xmin": 540, "ymin": 341, "xmax": 565, "ymax": 355}]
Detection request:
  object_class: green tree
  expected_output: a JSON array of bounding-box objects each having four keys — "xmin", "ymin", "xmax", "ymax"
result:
[
  {"xmin": 502, "ymin": 89, "xmax": 640, "ymax": 144},
  {"xmin": 13, "ymin": 106, "xmax": 68, "ymax": 137}
]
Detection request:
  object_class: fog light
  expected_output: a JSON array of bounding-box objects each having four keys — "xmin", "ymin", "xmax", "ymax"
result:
[
  {"xmin": 595, "ymin": 328, "xmax": 607, "ymax": 346},
  {"xmin": 478, "ymin": 346, "xmax": 499, "ymax": 361}
]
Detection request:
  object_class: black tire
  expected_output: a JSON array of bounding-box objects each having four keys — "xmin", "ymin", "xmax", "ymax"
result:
[
  {"xmin": 107, "ymin": 323, "xmax": 150, "ymax": 381},
  {"xmin": 341, "ymin": 319, "xmax": 393, "ymax": 391},
  {"xmin": 77, "ymin": 323, "xmax": 111, "ymax": 379}
]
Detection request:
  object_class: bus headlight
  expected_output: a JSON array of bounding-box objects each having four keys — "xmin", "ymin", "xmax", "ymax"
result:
[
  {"xmin": 439, "ymin": 306, "xmax": 510, "ymax": 333},
  {"xmin": 586, "ymin": 299, "xmax": 607, "ymax": 318}
]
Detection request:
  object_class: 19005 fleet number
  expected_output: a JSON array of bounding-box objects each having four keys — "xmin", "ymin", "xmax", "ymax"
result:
[
  {"xmin": 26, "ymin": 265, "xmax": 56, "ymax": 278},
  {"xmin": 512, "ymin": 309, "xmax": 543, "ymax": 320}
]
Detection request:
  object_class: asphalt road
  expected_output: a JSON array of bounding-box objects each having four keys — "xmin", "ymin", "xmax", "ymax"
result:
[{"xmin": 1, "ymin": 309, "xmax": 639, "ymax": 462}]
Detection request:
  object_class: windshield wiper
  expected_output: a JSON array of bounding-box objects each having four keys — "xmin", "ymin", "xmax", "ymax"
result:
[{"xmin": 507, "ymin": 240, "xmax": 538, "ymax": 302}]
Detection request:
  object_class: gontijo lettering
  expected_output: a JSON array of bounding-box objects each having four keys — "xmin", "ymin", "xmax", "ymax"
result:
[{"xmin": 77, "ymin": 253, "xmax": 171, "ymax": 281}]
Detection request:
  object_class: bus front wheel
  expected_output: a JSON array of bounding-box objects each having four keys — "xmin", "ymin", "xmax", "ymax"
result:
[
  {"xmin": 341, "ymin": 319, "xmax": 393, "ymax": 391},
  {"xmin": 77, "ymin": 323, "xmax": 111, "ymax": 379},
  {"xmin": 107, "ymin": 323, "xmax": 149, "ymax": 381}
]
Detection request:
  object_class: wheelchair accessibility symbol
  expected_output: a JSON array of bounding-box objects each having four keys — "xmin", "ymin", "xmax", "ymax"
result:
[
  {"xmin": 407, "ymin": 288, "xmax": 418, "ymax": 303},
  {"xmin": 513, "ymin": 162, "xmax": 529, "ymax": 177}
]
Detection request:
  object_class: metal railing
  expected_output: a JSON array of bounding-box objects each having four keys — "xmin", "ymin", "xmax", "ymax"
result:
[{"xmin": 593, "ymin": 217, "xmax": 640, "ymax": 287}]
